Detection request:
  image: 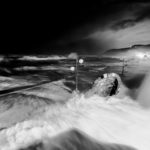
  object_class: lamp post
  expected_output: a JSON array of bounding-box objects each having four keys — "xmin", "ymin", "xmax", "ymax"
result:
[
  {"xmin": 70, "ymin": 57, "xmax": 84, "ymax": 92},
  {"xmin": 75, "ymin": 57, "xmax": 78, "ymax": 91},
  {"xmin": 75, "ymin": 57, "xmax": 84, "ymax": 92}
]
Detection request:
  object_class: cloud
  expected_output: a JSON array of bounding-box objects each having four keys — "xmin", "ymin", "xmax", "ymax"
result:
[
  {"xmin": 111, "ymin": 19, "xmax": 136, "ymax": 30},
  {"xmin": 102, "ymin": 44, "xmax": 150, "ymax": 59},
  {"xmin": 45, "ymin": 2, "xmax": 150, "ymax": 55},
  {"xmin": 68, "ymin": 53, "xmax": 78, "ymax": 59},
  {"xmin": 88, "ymin": 19, "xmax": 150, "ymax": 54},
  {"xmin": 111, "ymin": 3, "xmax": 150, "ymax": 30}
]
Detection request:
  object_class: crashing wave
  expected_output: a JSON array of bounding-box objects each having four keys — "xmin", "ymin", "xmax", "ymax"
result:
[
  {"xmin": 0, "ymin": 74, "xmax": 150, "ymax": 150},
  {"xmin": 18, "ymin": 56, "xmax": 66, "ymax": 61},
  {"xmin": 0, "ymin": 91, "xmax": 150, "ymax": 150}
]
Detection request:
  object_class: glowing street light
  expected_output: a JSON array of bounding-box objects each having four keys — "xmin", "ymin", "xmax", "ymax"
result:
[
  {"xmin": 70, "ymin": 57, "xmax": 84, "ymax": 92},
  {"xmin": 79, "ymin": 58, "xmax": 84, "ymax": 64},
  {"xmin": 70, "ymin": 66, "xmax": 75, "ymax": 72}
]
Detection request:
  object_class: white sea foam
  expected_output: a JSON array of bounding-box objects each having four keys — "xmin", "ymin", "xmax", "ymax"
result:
[
  {"xmin": 18, "ymin": 56, "xmax": 66, "ymax": 61},
  {"xmin": 0, "ymin": 91, "xmax": 150, "ymax": 150},
  {"xmin": 0, "ymin": 75, "xmax": 150, "ymax": 150}
]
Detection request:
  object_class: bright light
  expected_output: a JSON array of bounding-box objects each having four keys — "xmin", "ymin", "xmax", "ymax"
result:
[
  {"xmin": 79, "ymin": 59, "xmax": 84, "ymax": 64},
  {"xmin": 70, "ymin": 66, "xmax": 75, "ymax": 71},
  {"xmin": 136, "ymin": 52, "xmax": 145, "ymax": 59}
]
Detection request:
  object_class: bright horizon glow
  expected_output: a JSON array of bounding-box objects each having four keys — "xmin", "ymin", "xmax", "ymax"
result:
[
  {"xmin": 88, "ymin": 20, "xmax": 150, "ymax": 52},
  {"xmin": 136, "ymin": 52, "xmax": 145, "ymax": 59}
]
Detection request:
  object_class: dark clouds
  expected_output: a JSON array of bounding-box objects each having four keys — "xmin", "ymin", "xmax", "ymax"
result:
[
  {"xmin": 50, "ymin": 2, "xmax": 150, "ymax": 55},
  {"xmin": 111, "ymin": 3, "xmax": 150, "ymax": 30},
  {"xmin": 1, "ymin": 1, "xmax": 150, "ymax": 55},
  {"xmin": 111, "ymin": 19, "xmax": 136, "ymax": 30}
]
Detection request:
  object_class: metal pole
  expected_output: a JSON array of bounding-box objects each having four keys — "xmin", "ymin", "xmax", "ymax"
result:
[{"xmin": 75, "ymin": 57, "xmax": 78, "ymax": 91}]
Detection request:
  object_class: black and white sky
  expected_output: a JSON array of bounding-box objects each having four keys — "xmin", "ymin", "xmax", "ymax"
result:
[{"xmin": 1, "ymin": 1, "xmax": 150, "ymax": 55}]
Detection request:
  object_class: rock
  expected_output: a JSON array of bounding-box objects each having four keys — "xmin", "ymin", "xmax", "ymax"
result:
[{"xmin": 86, "ymin": 73, "xmax": 120, "ymax": 97}]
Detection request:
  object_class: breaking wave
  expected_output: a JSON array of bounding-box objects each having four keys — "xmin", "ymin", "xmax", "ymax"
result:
[
  {"xmin": 0, "ymin": 74, "xmax": 150, "ymax": 150},
  {"xmin": 0, "ymin": 93, "xmax": 150, "ymax": 150},
  {"xmin": 18, "ymin": 56, "xmax": 66, "ymax": 61}
]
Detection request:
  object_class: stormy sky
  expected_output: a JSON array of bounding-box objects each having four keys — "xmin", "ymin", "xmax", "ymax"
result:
[{"xmin": 1, "ymin": 1, "xmax": 150, "ymax": 55}]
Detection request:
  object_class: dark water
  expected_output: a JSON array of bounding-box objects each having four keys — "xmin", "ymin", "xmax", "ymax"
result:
[{"xmin": 0, "ymin": 55, "xmax": 149, "ymax": 93}]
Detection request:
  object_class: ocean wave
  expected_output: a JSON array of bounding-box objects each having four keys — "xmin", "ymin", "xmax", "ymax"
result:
[
  {"xmin": 0, "ymin": 91, "xmax": 150, "ymax": 150},
  {"xmin": 0, "ymin": 75, "xmax": 150, "ymax": 150},
  {"xmin": 18, "ymin": 56, "xmax": 66, "ymax": 61}
]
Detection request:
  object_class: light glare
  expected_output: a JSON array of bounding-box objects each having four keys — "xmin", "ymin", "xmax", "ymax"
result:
[{"xmin": 79, "ymin": 59, "xmax": 84, "ymax": 64}]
